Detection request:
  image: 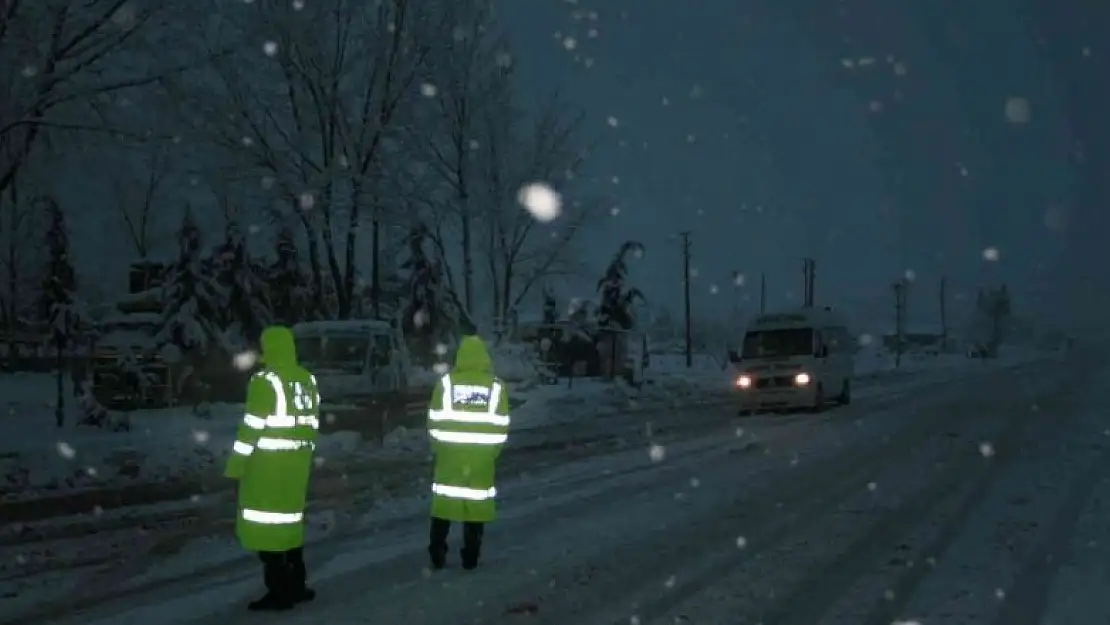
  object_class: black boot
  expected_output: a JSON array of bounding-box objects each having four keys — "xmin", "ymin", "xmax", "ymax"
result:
[
  {"xmin": 460, "ymin": 522, "xmax": 484, "ymax": 570},
  {"xmin": 248, "ymin": 552, "xmax": 294, "ymax": 611},
  {"xmin": 287, "ymin": 548, "xmax": 316, "ymax": 604},
  {"xmin": 428, "ymin": 518, "xmax": 450, "ymax": 569}
]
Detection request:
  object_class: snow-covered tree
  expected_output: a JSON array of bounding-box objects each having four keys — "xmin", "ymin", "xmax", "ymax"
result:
[
  {"xmin": 974, "ymin": 284, "xmax": 1013, "ymax": 356},
  {"xmin": 597, "ymin": 241, "xmax": 646, "ymax": 331},
  {"xmin": 268, "ymin": 223, "xmax": 311, "ymax": 324},
  {"xmin": 542, "ymin": 287, "xmax": 559, "ymax": 325},
  {"xmin": 215, "ymin": 221, "xmax": 272, "ymax": 345},
  {"xmin": 157, "ymin": 209, "xmax": 225, "ymax": 355},
  {"xmin": 38, "ymin": 198, "xmax": 83, "ymax": 427},
  {"xmin": 400, "ymin": 222, "xmax": 455, "ymax": 359},
  {"xmin": 168, "ymin": 0, "xmax": 435, "ymax": 319}
]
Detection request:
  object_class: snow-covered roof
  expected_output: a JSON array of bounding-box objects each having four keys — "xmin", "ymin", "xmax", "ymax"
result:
[{"xmin": 293, "ymin": 319, "xmax": 394, "ymax": 337}]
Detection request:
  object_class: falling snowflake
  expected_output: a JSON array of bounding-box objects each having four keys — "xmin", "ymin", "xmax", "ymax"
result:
[
  {"xmin": 192, "ymin": 430, "xmax": 211, "ymax": 444},
  {"xmin": 434, "ymin": 343, "xmax": 449, "ymax": 356},
  {"xmin": 735, "ymin": 536, "xmax": 748, "ymax": 549},
  {"xmin": 689, "ymin": 477, "xmax": 700, "ymax": 488},
  {"xmin": 664, "ymin": 576, "xmax": 676, "ymax": 588},
  {"xmin": 1043, "ymin": 205, "xmax": 1067, "ymax": 231},
  {"xmin": 893, "ymin": 61, "xmax": 908, "ymax": 76},
  {"xmin": 648, "ymin": 444, "xmax": 666, "ymax": 462},
  {"xmin": 858, "ymin": 333, "xmax": 874, "ymax": 346},
  {"xmin": 241, "ymin": 136, "xmax": 254, "ymax": 147},
  {"xmin": 57, "ymin": 442, "xmax": 76, "ymax": 459},
  {"xmin": 292, "ymin": 0, "xmax": 305, "ymax": 9},
  {"xmin": 562, "ymin": 36, "xmax": 578, "ymax": 50},
  {"xmin": 979, "ymin": 441, "xmax": 995, "ymax": 458},
  {"xmin": 982, "ymin": 247, "xmax": 1000, "ymax": 261},
  {"xmin": 735, "ymin": 427, "xmax": 744, "ymax": 438},
  {"xmin": 732, "ymin": 273, "xmax": 746, "ymax": 287},
  {"xmin": 419, "ymin": 83, "xmax": 437, "ymax": 97},
  {"xmin": 299, "ymin": 192, "xmax": 315, "ymax": 210},
  {"xmin": 263, "ymin": 41, "xmax": 279, "ymax": 57},
  {"xmin": 1005, "ymin": 97, "xmax": 1031, "ymax": 123},
  {"xmin": 517, "ymin": 182, "xmax": 562, "ymax": 222},
  {"xmin": 904, "ymin": 269, "xmax": 916, "ymax": 282},
  {"xmin": 607, "ymin": 116, "xmax": 619, "ymax": 127},
  {"xmin": 495, "ymin": 52, "xmax": 513, "ymax": 68},
  {"xmin": 884, "ymin": 589, "xmax": 896, "ymax": 600},
  {"xmin": 709, "ymin": 284, "xmax": 719, "ymax": 295},
  {"xmin": 21, "ymin": 65, "xmax": 37, "ymax": 78},
  {"xmin": 433, "ymin": 363, "xmax": 450, "ymax": 375},
  {"xmin": 629, "ymin": 617, "xmax": 641, "ymax": 625},
  {"xmin": 609, "ymin": 207, "xmax": 621, "ymax": 216},
  {"xmin": 867, "ymin": 481, "xmax": 877, "ymax": 492},
  {"xmin": 995, "ymin": 588, "xmax": 1005, "ymax": 600},
  {"xmin": 233, "ymin": 350, "xmax": 258, "ymax": 371}
]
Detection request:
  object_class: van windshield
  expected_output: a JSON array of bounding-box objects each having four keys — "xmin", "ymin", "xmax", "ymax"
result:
[
  {"xmin": 294, "ymin": 335, "xmax": 368, "ymax": 374},
  {"xmin": 742, "ymin": 328, "xmax": 814, "ymax": 358}
]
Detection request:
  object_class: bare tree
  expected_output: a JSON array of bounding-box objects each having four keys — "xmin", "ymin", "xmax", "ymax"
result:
[
  {"xmin": 110, "ymin": 142, "xmax": 172, "ymax": 258},
  {"xmin": 477, "ymin": 93, "xmax": 602, "ymax": 329},
  {"xmin": 0, "ymin": 176, "xmax": 45, "ymax": 332},
  {"xmin": 0, "ymin": 0, "xmax": 211, "ymax": 202},
  {"xmin": 170, "ymin": 0, "xmax": 432, "ymax": 318},
  {"xmin": 418, "ymin": 0, "xmax": 507, "ymax": 315}
]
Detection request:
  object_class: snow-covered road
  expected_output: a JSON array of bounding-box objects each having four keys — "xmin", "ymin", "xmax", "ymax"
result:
[{"xmin": 8, "ymin": 354, "xmax": 1104, "ymax": 625}]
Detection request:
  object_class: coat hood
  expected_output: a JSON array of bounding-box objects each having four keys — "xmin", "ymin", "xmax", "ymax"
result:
[
  {"xmin": 260, "ymin": 326, "xmax": 298, "ymax": 369},
  {"xmin": 453, "ymin": 335, "xmax": 492, "ymax": 373}
]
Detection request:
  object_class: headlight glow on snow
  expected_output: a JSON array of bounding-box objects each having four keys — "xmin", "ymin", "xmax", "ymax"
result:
[
  {"xmin": 794, "ymin": 372, "xmax": 811, "ymax": 386},
  {"xmin": 735, "ymin": 375, "xmax": 752, "ymax": 388}
]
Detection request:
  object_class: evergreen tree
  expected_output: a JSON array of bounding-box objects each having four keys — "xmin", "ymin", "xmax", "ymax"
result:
[
  {"xmin": 400, "ymin": 223, "xmax": 455, "ymax": 359},
  {"xmin": 268, "ymin": 224, "xmax": 310, "ymax": 324},
  {"xmin": 157, "ymin": 209, "xmax": 225, "ymax": 355},
  {"xmin": 542, "ymin": 287, "xmax": 559, "ymax": 324},
  {"xmin": 216, "ymin": 220, "xmax": 272, "ymax": 344},
  {"xmin": 39, "ymin": 198, "xmax": 83, "ymax": 427},
  {"xmin": 596, "ymin": 240, "xmax": 646, "ymax": 331}
]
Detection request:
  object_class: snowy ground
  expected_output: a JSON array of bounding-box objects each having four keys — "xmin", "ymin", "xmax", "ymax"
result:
[{"xmin": 0, "ymin": 348, "xmax": 1080, "ymax": 625}]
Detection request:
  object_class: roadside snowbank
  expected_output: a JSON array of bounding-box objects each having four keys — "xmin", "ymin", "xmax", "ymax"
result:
[
  {"xmin": 0, "ymin": 344, "xmax": 1050, "ymax": 503},
  {"xmin": 0, "ymin": 400, "xmax": 379, "ymax": 502}
]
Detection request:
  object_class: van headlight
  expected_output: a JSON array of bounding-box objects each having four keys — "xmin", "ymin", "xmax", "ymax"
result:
[
  {"xmin": 735, "ymin": 374, "xmax": 753, "ymax": 388},
  {"xmin": 794, "ymin": 372, "xmax": 811, "ymax": 386}
]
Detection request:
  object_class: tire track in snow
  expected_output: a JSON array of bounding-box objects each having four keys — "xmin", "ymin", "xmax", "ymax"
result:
[{"xmin": 340, "ymin": 371, "xmax": 1040, "ymax": 625}]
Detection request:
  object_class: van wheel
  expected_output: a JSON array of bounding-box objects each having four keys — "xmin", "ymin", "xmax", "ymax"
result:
[
  {"xmin": 808, "ymin": 385, "xmax": 825, "ymax": 413},
  {"xmin": 838, "ymin": 380, "xmax": 852, "ymax": 405}
]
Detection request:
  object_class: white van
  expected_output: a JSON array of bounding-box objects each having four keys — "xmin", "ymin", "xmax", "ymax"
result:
[{"xmin": 731, "ymin": 307, "xmax": 854, "ymax": 413}]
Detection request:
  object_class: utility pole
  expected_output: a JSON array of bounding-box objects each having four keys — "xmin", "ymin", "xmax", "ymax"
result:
[
  {"xmin": 802, "ymin": 258, "xmax": 816, "ymax": 307},
  {"xmin": 680, "ymin": 232, "xmax": 693, "ymax": 368},
  {"xmin": 892, "ymin": 278, "xmax": 908, "ymax": 368},
  {"xmin": 759, "ymin": 272, "xmax": 767, "ymax": 315},
  {"xmin": 939, "ymin": 276, "xmax": 948, "ymax": 350}
]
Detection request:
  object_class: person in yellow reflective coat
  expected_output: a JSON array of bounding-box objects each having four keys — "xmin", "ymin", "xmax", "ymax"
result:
[
  {"xmin": 225, "ymin": 326, "xmax": 321, "ymax": 611},
  {"xmin": 427, "ymin": 335, "xmax": 511, "ymax": 570}
]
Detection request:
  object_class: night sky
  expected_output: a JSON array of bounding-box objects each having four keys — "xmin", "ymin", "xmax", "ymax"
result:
[{"xmin": 497, "ymin": 0, "xmax": 1107, "ymax": 331}]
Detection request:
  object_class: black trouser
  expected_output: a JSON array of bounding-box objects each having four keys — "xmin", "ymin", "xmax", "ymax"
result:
[
  {"xmin": 429, "ymin": 517, "xmax": 485, "ymax": 562},
  {"xmin": 258, "ymin": 547, "xmax": 307, "ymax": 595}
]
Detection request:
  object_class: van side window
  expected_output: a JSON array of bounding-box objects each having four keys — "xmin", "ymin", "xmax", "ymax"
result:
[{"xmin": 825, "ymin": 326, "xmax": 849, "ymax": 352}]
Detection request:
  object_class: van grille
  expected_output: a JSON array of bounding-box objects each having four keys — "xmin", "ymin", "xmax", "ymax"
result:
[{"xmin": 755, "ymin": 375, "xmax": 796, "ymax": 389}]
